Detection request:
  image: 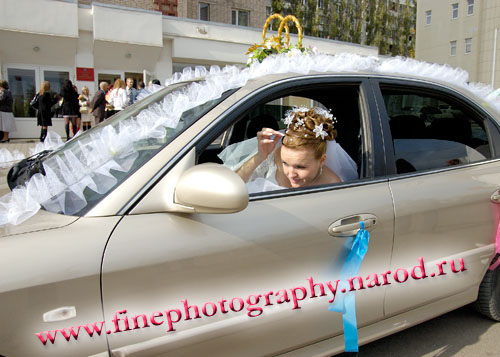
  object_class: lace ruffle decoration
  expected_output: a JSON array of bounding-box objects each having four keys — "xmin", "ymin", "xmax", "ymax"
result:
[
  {"xmin": 0, "ymin": 65, "xmax": 249, "ymax": 226},
  {"xmin": 0, "ymin": 52, "xmax": 499, "ymax": 227}
]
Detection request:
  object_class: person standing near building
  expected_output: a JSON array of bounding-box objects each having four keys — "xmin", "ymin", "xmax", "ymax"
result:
[
  {"xmin": 37, "ymin": 81, "xmax": 58, "ymax": 142},
  {"xmin": 79, "ymin": 86, "xmax": 92, "ymax": 131},
  {"xmin": 60, "ymin": 79, "xmax": 80, "ymax": 140},
  {"xmin": 90, "ymin": 81, "xmax": 108, "ymax": 125},
  {"xmin": 136, "ymin": 81, "xmax": 146, "ymax": 99},
  {"xmin": 0, "ymin": 80, "xmax": 16, "ymax": 143},
  {"xmin": 107, "ymin": 78, "xmax": 127, "ymax": 116},
  {"xmin": 125, "ymin": 77, "xmax": 137, "ymax": 107}
]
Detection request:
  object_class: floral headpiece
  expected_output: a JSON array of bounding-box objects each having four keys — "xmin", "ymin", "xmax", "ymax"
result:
[
  {"xmin": 246, "ymin": 14, "xmax": 316, "ymax": 66},
  {"xmin": 282, "ymin": 107, "xmax": 337, "ymax": 141}
]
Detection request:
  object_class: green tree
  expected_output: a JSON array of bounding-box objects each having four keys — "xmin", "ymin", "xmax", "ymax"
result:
[
  {"xmin": 326, "ymin": 0, "xmax": 340, "ymax": 40},
  {"xmin": 271, "ymin": 0, "xmax": 284, "ymax": 30},
  {"xmin": 272, "ymin": 0, "xmax": 416, "ymax": 57}
]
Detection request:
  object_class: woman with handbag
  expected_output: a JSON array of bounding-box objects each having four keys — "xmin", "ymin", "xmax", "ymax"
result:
[
  {"xmin": 36, "ymin": 81, "xmax": 58, "ymax": 142},
  {"xmin": 0, "ymin": 79, "xmax": 16, "ymax": 143},
  {"xmin": 60, "ymin": 79, "xmax": 80, "ymax": 140},
  {"xmin": 79, "ymin": 86, "xmax": 92, "ymax": 131}
]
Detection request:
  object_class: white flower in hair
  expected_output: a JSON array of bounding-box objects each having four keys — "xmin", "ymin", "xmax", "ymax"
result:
[
  {"xmin": 282, "ymin": 112, "xmax": 294, "ymax": 127},
  {"xmin": 295, "ymin": 118, "xmax": 305, "ymax": 127},
  {"xmin": 313, "ymin": 124, "xmax": 328, "ymax": 140},
  {"xmin": 315, "ymin": 107, "xmax": 334, "ymax": 120},
  {"xmin": 288, "ymin": 106, "xmax": 308, "ymax": 114}
]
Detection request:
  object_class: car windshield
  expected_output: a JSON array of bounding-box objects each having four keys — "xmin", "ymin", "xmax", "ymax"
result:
[{"xmin": 36, "ymin": 80, "xmax": 235, "ymax": 216}]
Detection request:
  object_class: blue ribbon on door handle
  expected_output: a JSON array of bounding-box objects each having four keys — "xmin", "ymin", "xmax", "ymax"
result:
[{"xmin": 329, "ymin": 221, "xmax": 370, "ymax": 352}]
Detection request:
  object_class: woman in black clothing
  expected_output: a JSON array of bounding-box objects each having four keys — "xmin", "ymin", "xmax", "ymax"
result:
[
  {"xmin": 0, "ymin": 79, "xmax": 16, "ymax": 142},
  {"xmin": 37, "ymin": 81, "xmax": 58, "ymax": 142},
  {"xmin": 60, "ymin": 79, "xmax": 80, "ymax": 140}
]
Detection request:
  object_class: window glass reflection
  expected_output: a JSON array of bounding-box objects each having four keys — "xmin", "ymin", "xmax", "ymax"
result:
[{"xmin": 7, "ymin": 68, "xmax": 36, "ymax": 117}]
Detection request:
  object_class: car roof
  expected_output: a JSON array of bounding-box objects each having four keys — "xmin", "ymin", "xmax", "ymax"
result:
[{"xmin": 165, "ymin": 54, "xmax": 500, "ymax": 117}]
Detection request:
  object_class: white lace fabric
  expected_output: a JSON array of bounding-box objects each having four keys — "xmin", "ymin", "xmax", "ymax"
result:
[{"xmin": 0, "ymin": 52, "xmax": 498, "ymax": 226}]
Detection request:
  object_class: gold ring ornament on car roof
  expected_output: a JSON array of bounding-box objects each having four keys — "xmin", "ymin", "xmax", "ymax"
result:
[{"xmin": 246, "ymin": 14, "xmax": 311, "ymax": 66}]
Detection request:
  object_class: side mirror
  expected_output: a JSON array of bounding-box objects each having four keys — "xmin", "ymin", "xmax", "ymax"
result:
[{"xmin": 174, "ymin": 163, "xmax": 249, "ymax": 213}]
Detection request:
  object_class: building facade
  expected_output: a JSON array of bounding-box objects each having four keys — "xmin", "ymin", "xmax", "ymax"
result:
[
  {"xmin": 0, "ymin": 0, "xmax": 377, "ymax": 139},
  {"xmin": 79, "ymin": 0, "xmax": 270, "ymax": 27},
  {"xmin": 180, "ymin": 0, "xmax": 268, "ymax": 28},
  {"xmin": 416, "ymin": 0, "xmax": 500, "ymax": 88}
]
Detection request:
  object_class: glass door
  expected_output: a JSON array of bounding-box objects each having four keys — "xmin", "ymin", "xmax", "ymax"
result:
[
  {"xmin": 7, "ymin": 67, "xmax": 38, "ymax": 118},
  {"xmin": 5, "ymin": 64, "xmax": 72, "ymax": 118},
  {"xmin": 96, "ymin": 71, "xmax": 123, "ymax": 87}
]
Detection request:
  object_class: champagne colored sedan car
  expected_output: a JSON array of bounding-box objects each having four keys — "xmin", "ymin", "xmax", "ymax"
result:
[{"xmin": 1, "ymin": 54, "xmax": 499, "ymax": 356}]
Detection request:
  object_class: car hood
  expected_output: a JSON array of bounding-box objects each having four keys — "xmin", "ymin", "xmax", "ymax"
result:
[{"xmin": 0, "ymin": 210, "xmax": 79, "ymax": 237}]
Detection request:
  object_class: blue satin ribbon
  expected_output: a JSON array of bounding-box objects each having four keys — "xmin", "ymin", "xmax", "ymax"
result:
[{"xmin": 329, "ymin": 221, "xmax": 370, "ymax": 352}]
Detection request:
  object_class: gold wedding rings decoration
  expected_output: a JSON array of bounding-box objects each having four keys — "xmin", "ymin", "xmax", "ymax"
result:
[{"xmin": 261, "ymin": 14, "xmax": 303, "ymax": 51}]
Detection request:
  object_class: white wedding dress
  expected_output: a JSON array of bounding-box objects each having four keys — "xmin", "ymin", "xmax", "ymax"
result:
[{"xmin": 218, "ymin": 135, "xmax": 358, "ymax": 194}]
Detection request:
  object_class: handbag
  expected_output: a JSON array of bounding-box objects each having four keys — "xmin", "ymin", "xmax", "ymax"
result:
[
  {"xmin": 79, "ymin": 105, "xmax": 89, "ymax": 114},
  {"xmin": 29, "ymin": 93, "xmax": 40, "ymax": 110}
]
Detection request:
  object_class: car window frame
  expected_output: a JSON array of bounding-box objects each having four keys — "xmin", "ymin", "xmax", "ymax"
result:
[
  {"xmin": 116, "ymin": 74, "xmax": 391, "ymax": 215},
  {"xmin": 192, "ymin": 75, "xmax": 386, "ymax": 201},
  {"xmin": 370, "ymin": 77, "xmax": 500, "ymax": 178}
]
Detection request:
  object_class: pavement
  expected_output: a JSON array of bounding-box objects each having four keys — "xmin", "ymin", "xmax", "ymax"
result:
[
  {"xmin": 0, "ymin": 139, "xmax": 40, "ymax": 196},
  {"xmin": 358, "ymin": 305, "xmax": 500, "ymax": 356}
]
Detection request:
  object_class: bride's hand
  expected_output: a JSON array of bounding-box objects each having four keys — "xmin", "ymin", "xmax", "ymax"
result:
[{"xmin": 256, "ymin": 128, "xmax": 284, "ymax": 161}]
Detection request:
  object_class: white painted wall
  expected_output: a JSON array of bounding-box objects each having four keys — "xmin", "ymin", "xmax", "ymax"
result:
[
  {"xmin": 0, "ymin": 0, "xmax": 78, "ymax": 38},
  {"xmin": 1, "ymin": 2, "xmax": 378, "ymax": 139},
  {"xmin": 92, "ymin": 3, "xmax": 163, "ymax": 47}
]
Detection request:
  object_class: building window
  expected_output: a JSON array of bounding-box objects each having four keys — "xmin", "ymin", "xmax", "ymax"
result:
[
  {"xmin": 43, "ymin": 70, "xmax": 69, "ymax": 97},
  {"xmin": 425, "ymin": 10, "xmax": 432, "ymax": 25},
  {"xmin": 452, "ymin": 3, "xmax": 458, "ymax": 19},
  {"xmin": 450, "ymin": 41, "xmax": 457, "ymax": 56},
  {"xmin": 465, "ymin": 38, "xmax": 472, "ymax": 53},
  {"xmin": 7, "ymin": 68, "xmax": 36, "ymax": 118},
  {"xmin": 232, "ymin": 9, "xmax": 249, "ymax": 27},
  {"xmin": 199, "ymin": 3, "xmax": 209, "ymax": 21},
  {"xmin": 468, "ymin": 0, "xmax": 474, "ymax": 16}
]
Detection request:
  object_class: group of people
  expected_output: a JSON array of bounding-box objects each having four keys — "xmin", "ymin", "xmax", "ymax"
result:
[
  {"xmin": 0, "ymin": 76, "xmax": 161, "ymax": 144},
  {"xmin": 32, "ymin": 77, "xmax": 148, "ymax": 142}
]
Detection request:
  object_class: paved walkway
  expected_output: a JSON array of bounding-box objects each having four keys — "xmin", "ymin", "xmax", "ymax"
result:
[{"xmin": 0, "ymin": 139, "xmax": 40, "ymax": 196}]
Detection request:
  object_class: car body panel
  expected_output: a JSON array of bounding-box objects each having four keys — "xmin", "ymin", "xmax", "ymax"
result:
[
  {"xmin": 0, "ymin": 210, "xmax": 79, "ymax": 237},
  {"xmin": 101, "ymin": 181, "xmax": 394, "ymax": 356},
  {"xmin": 0, "ymin": 216, "xmax": 120, "ymax": 356},
  {"xmin": 386, "ymin": 162, "xmax": 500, "ymax": 315}
]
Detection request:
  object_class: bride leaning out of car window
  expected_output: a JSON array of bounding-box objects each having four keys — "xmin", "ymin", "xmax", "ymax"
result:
[{"xmin": 226, "ymin": 107, "xmax": 358, "ymax": 193}]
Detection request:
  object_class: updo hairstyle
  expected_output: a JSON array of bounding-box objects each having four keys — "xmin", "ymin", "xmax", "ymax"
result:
[{"xmin": 282, "ymin": 107, "xmax": 337, "ymax": 159}]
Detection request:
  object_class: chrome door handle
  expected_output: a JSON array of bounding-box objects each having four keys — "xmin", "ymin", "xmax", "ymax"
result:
[
  {"xmin": 491, "ymin": 190, "xmax": 500, "ymax": 203},
  {"xmin": 328, "ymin": 214, "xmax": 377, "ymax": 237}
]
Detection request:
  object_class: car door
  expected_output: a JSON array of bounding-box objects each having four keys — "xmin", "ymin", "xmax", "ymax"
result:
[
  {"xmin": 373, "ymin": 78, "xmax": 500, "ymax": 317},
  {"xmin": 100, "ymin": 76, "xmax": 395, "ymax": 356}
]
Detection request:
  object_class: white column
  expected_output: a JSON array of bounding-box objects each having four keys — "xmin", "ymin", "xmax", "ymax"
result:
[
  {"xmin": 75, "ymin": 31, "xmax": 96, "ymax": 96},
  {"xmin": 155, "ymin": 39, "xmax": 173, "ymax": 85}
]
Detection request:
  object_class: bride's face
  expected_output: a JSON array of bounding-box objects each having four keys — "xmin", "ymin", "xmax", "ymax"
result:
[{"xmin": 280, "ymin": 146, "xmax": 326, "ymax": 188}]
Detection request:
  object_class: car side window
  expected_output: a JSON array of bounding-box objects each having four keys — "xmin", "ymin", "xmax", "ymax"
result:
[
  {"xmin": 382, "ymin": 87, "xmax": 492, "ymax": 174},
  {"xmin": 197, "ymin": 83, "xmax": 365, "ymax": 194}
]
